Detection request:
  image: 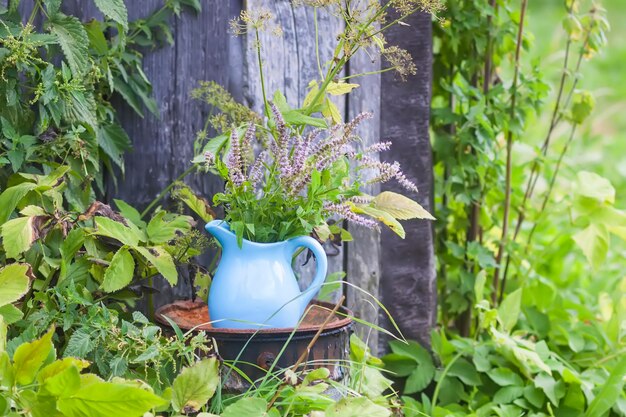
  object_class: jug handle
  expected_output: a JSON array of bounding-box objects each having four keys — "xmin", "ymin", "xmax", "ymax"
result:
[{"xmin": 286, "ymin": 236, "xmax": 328, "ymax": 310}]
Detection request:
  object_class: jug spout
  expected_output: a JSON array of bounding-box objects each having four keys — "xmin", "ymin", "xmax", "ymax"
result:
[{"xmin": 205, "ymin": 220, "xmax": 235, "ymax": 249}]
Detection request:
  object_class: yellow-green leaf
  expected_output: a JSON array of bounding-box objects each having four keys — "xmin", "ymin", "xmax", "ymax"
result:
[
  {"xmin": 171, "ymin": 357, "xmax": 220, "ymax": 413},
  {"xmin": 321, "ymin": 98, "xmax": 342, "ymax": 124},
  {"xmin": 94, "ymin": 217, "xmax": 140, "ymax": 247},
  {"xmin": 56, "ymin": 380, "xmax": 166, "ymax": 417},
  {"xmin": 0, "ymin": 263, "xmax": 31, "ymax": 307},
  {"xmin": 136, "ymin": 247, "xmax": 178, "ymax": 286},
  {"xmin": 13, "ymin": 328, "xmax": 55, "ymax": 385},
  {"xmin": 1, "ymin": 216, "xmax": 36, "ymax": 259},
  {"xmin": 326, "ymin": 81, "xmax": 359, "ymax": 96},
  {"xmin": 355, "ymin": 205, "xmax": 405, "ymax": 238},
  {"xmin": 371, "ymin": 191, "xmax": 435, "ymax": 220}
]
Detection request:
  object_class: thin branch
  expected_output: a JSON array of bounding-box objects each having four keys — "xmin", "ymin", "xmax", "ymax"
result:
[{"xmin": 492, "ymin": 0, "xmax": 528, "ymax": 305}]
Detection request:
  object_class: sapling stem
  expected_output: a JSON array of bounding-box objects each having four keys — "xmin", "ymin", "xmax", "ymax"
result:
[{"xmin": 492, "ymin": 0, "xmax": 528, "ymax": 305}]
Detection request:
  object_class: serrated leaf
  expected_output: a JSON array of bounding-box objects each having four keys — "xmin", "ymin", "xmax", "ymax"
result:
[
  {"xmin": 171, "ymin": 358, "xmax": 219, "ymax": 413},
  {"xmin": 56, "ymin": 380, "xmax": 166, "ymax": 417},
  {"xmin": 102, "ymin": 246, "xmax": 135, "ymax": 292},
  {"xmin": 93, "ymin": 0, "xmax": 128, "ymax": 29},
  {"xmin": 173, "ymin": 183, "xmax": 215, "ymax": 222},
  {"xmin": 371, "ymin": 191, "xmax": 434, "ymax": 220},
  {"xmin": 146, "ymin": 211, "xmax": 193, "ymax": 244},
  {"xmin": 98, "ymin": 124, "xmax": 131, "ymax": 172},
  {"xmin": 64, "ymin": 329, "xmax": 93, "ymax": 358},
  {"xmin": 50, "ymin": 15, "xmax": 90, "ymax": 76},
  {"xmin": 13, "ymin": 328, "xmax": 55, "ymax": 385},
  {"xmin": 136, "ymin": 247, "xmax": 178, "ymax": 285},
  {"xmin": 0, "ymin": 264, "xmax": 31, "ymax": 307},
  {"xmin": 94, "ymin": 217, "xmax": 140, "ymax": 247},
  {"xmin": 326, "ymin": 81, "xmax": 359, "ymax": 96},
  {"xmin": 1, "ymin": 216, "xmax": 36, "ymax": 259}
]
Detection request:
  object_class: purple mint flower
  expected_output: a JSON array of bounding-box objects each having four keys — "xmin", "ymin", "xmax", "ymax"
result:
[
  {"xmin": 227, "ymin": 127, "xmax": 245, "ymax": 186},
  {"xmin": 241, "ymin": 123, "xmax": 256, "ymax": 171},
  {"xmin": 248, "ymin": 150, "xmax": 267, "ymax": 186},
  {"xmin": 269, "ymin": 103, "xmax": 293, "ymax": 179},
  {"xmin": 323, "ymin": 202, "xmax": 379, "ymax": 230},
  {"xmin": 363, "ymin": 141, "xmax": 392, "ymax": 153}
]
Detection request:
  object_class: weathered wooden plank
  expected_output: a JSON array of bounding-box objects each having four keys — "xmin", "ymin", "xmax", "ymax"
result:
[
  {"xmin": 346, "ymin": 52, "xmax": 382, "ymax": 352},
  {"xmin": 243, "ymin": 1, "xmax": 346, "ymax": 302},
  {"xmin": 379, "ymin": 11, "xmax": 436, "ymax": 350},
  {"xmin": 111, "ymin": 1, "xmax": 237, "ymax": 309}
]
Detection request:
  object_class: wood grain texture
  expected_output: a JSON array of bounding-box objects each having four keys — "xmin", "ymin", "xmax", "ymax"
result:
[
  {"xmin": 111, "ymin": 1, "xmax": 238, "ymax": 309},
  {"xmin": 378, "ymin": 10, "xmax": 436, "ymax": 350}
]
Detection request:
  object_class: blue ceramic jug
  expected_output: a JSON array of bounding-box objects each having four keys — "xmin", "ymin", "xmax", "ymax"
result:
[{"xmin": 205, "ymin": 220, "xmax": 328, "ymax": 329}]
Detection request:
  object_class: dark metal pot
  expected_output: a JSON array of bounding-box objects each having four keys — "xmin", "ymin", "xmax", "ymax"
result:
[{"xmin": 155, "ymin": 300, "xmax": 353, "ymax": 390}]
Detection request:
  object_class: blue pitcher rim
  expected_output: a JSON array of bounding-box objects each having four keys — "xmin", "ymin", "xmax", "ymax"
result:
[{"xmin": 205, "ymin": 219, "xmax": 301, "ymax": 247}]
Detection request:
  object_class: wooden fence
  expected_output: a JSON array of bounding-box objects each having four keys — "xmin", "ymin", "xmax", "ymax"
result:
[{"xmin": 52, "ymin": 0, "xmax": 435, "ymax": 352}]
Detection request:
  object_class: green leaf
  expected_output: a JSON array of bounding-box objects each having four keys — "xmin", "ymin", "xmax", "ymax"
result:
[
  {"xmin": 0, "ymin": 264, "xmax": 31, "ymax": 307},
  {"xmin": 1, "ymin": 216, "xmax": 36, "ymax": 259},
  {"xmin": 575, "ymin": 171, "xmax": 615, "ymax": 204},
  {"xmin": 171, "ymin": 357, "xmax": 219, "ymax": 413},
  {"xmin": 326, "ymin": 396, "xmax": 391, "ymax": 417},
  {"xmin": 371, "ymin": 191, "xmax": 435, "ymax": 220},
  {"xmin": 93, "ymin": 0, "xmax": 128, "ymax": 29},
  {"xmin": 94, "ymin": 217, "xmax": 140, "ymax": 247},
  {"xmin": 534, "ymin": 373, "xmax": 565, "ymax": 406},
  {"xmin": 172, "ymin": 183, "xmax": 214, "ymax": 222},
  {"xmin": 43, "ymin": 0, "xmax": 61, "ymax": 15},
  {"xmin": 41, "ymin": 364, "xmax": 81, "ymax": 398},
  {"xmin": 146, "ymin": 211, "xmax": 193, "ymax": 244},
  {"xmin": 102, "ymin": 246, "xmax": 135, "ymax": 293},
  {"xmin": 569, "ymin": 90, "xmax": 595, "ymax": 124},
  {"xmin": 221, "ymin": 397, "xmax": 269, "ymax": 417},
  {"xmin": 12, "ymin": 328, "xmax": 55, "ymax": 385},
  {"xmin": 64, "ymin": 329, "xmax": 93, "ymax": 358},
  {"xmin": 382, "ymin": 353, "xmax": 416, "ymax": 377},
  {"xmin": 497, "ymin": 288, "xmax": 523, "ymax": 333},
  {"xmin": 38, "ymin": 357, "xmax": 90, "ymax": 384},
  {"xmin": 136, "ymin": 247, "xmax": 178, "ymax": 285},
  {"xmin": 584, "ymin": 357, "xmax": 626, "ymax": 417},
  {"xmin": 0, "ymin": 182, "xmax": 36, "ymax": 224},
  {"xmin": 356, "ymin": 205, "xmax": 405, "ymax": 238},
  {"xmin": 493, "ymin": 386, "xmax": 524, "ymax": 404},
  {"xmin": 283, "ymin": 110, "xmax": 327, "ymax": 128},
  {"xmin": 487, "ymin": 367, "xmax": 523, "ymax": 386},
  {"xmin": 85, "ymin": 20, "xmax": 108, "ymax": 54},
  {"xmin": 50, "ymin": 15, "xmax": 90, "ymax": 76},
  {"xmin": 0, "ymin": 304, "xmax": 23, "ymax": 324},
  {"xmin": 572, "ymin": 223, "xmax": 609, "ymax": 270},
  {"xmin": 447, "ymin": 358, "xmax": 482, "ymax": 386},
  {"xmin": 388, "ymin": 340, "xmax": 435, "ymax": 394},
  {"xmin": 326, "ymin": 81, "xmax": 360, "ymax": 96},
  {"xmin": 113, "ymin": 200, "xmax": 146, "ymax": 229},
  {"xmin": 56, "ymin": 380, "xmax": 166, "ymax": 417},
  {"xmin": 98, "ymin": 124, "xmax": 131, "ymax": 171}
]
